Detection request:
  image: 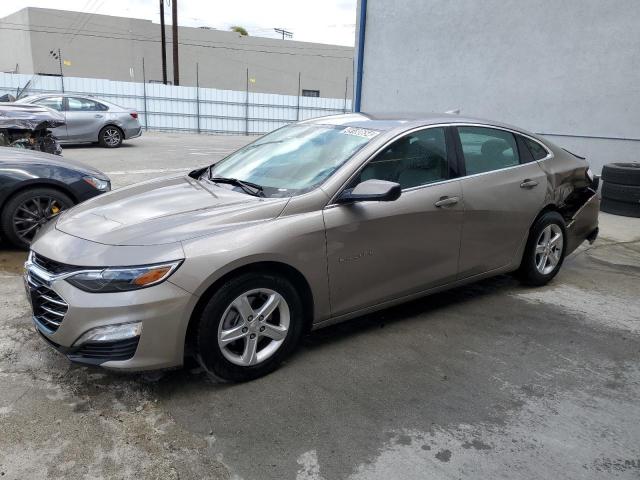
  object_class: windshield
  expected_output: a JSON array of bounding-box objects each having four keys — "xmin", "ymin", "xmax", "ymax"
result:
[{"xmin": 207, "ymin": 124, "xmax": 379, "ymax": 197}]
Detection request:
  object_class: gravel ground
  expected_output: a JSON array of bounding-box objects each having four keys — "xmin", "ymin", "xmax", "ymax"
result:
[{"xmin": 0, "ymin": 133, "xmax": 639, "ymax": 479}]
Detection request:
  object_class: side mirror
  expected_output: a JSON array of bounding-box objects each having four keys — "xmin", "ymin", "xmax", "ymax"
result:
[{"xmin": 337, "ymin": 179, "xmax": 401, "ymax": 203}]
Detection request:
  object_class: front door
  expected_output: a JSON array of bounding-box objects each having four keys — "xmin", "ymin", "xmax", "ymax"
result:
[
  {"xmin": 455, "ymin": 126, "xmax": 547, "ymax": 278},
  {"xmin": 31, "ymin": 96, "xmax": 67, "ymax": 139},
  {"xmin": 323, "ymin": 126, "xmax": 464, "ymax": 317},
  {"xmin": 64, "ymin": 97, "xmax": 108, "ymax": 141}
]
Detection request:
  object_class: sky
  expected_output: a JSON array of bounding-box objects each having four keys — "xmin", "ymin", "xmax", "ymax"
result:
[{"xmin": 0, "ymin": 0, "xmax": 357, "ymax": 46}]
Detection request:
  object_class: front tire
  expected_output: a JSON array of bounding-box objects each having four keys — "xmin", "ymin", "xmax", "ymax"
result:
[
  {"xmin": 196, "ymin": 272, "xmax": 304, "ymax": 382},
  {"xmin": 517, "ymin": 211, "xmax": 567, "ymax": 286},
  {"xmin": 99, "ymin": 126, "xmax": 123, "ymax": 148},
  {"xmin": 0, "ymin": 187, "xmax": 74, "ymax": 249}
]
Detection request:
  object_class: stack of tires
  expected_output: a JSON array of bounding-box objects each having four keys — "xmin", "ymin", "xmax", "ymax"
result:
[{"xmin": 601, "ymin": 163, "xmax": 640, "ymax": 217}]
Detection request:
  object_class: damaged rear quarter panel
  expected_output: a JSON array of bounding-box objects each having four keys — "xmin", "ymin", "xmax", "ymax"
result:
[{"xmin": 536, "ymin": 145, "xmax": 599, "ymax": 254}]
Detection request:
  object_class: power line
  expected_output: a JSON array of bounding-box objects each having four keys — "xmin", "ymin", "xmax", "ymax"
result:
[
  {"xmin": 0, "ymin": 20, "xmax": 352, "ymax": 54},
  {"xmin": 0, "ymin": 24, "xmax": 352, "ymax": 59},
  {"xmin": 274, "ymin": 28, "xmax": 293, "ymax": 40}
]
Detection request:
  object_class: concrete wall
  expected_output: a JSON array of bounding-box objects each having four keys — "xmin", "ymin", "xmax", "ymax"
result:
[
  {"xmin": 0, "ymin": 8, "xmax": 33, "ymax": 75},
  {"xmin": 356, "ymin": 0, "xmax": 640, "ymax": 173},
  {"xmin": 1, "ymin": 7, "xmax": 353, "ymax": 99}
]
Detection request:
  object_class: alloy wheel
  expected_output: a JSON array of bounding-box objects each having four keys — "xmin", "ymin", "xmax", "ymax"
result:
[
  {"xmin": 103, "ymin": 127, "xmax": 121, "ymax": 147},
  {"xmin": 534, "ymin": 224, "xmax": 563, "ymax": 275},
  {"xmin": 12, "ymin": 196, "xmax": 65, "ymax": 244},
  {"xmin": 217, "ymin": 288, "xmax": 290, "ymax": 366}
]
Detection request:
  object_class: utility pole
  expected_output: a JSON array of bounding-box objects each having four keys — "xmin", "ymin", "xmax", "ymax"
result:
[
  {"xmin": 172, "ymin": 0, "xmax": 179, "ymax": 85},
  {"xmin": 159, "ymin": 0, "xmax": 167, "ymax": 84},
  {"xmin": 57, "ymin": 48, "xmax": 64, "ymax": 93},
  {"xmin": 274, "ymin": 28, "xmax": 292, "ymax": 40}
]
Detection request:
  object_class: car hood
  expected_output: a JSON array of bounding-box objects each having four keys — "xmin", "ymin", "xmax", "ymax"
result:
[
  {"xmin": 55, "ymin": 175, "xmax": 290, "ymax": 246},
  {"xmin": 0, "ymin": 147, "xmax": 108, "ymax": 179}
]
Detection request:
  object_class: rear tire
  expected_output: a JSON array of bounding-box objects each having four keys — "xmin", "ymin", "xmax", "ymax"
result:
[
  {"xmin": 99, "ymin": 126, "xmax": 123, "ymax": 148},
  {"xmin": 195, "ymin": 272, "xmax": 304, "ymax": 382},
  {"xmin": 517, "ymin": 211, "xmax": 567, "ymax": 286},
  {"xmin": 1, "ymin": 187, "xmax": 74, "ymax": 249}
]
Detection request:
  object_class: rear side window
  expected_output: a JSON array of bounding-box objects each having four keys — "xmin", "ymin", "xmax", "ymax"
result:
[
  {"xmin": 34, "ymin": 97, "xmax": 63, "ymax": 111},
  {"xmin": 67, "ymin": 97, "xmax": 108, "ymax": 111},
  {"xmin": 523, "ymin": 137, "xmax": 549, "ymax": 160},
  {"xmin": 458, "ymin": 127, "xmax": 519, "ymax": 175}
]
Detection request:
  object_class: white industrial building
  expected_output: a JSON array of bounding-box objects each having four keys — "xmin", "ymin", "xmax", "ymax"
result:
[{"xmin": 0, "ymin": 7, "xmax": 353, "ymax": 99}]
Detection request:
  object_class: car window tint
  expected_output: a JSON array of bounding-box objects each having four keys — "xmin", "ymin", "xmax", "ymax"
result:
[
  {"xmin": 357, "ymin": 127, "xmax": 448, "ymax": 189},
  {"xmin": 458, "ymin": 127, "xmax": 519, "ymax": 175},
  {"xmin": 67, "ymin": 97, "xmax": 107, "ymax": 111},
  {"xmin": 523, "ymin": 137, "xmax": 549, "ymax": 160},
  {"xmin": 34, "ymin": 97, "xmax": 63, "ymax": 111}
]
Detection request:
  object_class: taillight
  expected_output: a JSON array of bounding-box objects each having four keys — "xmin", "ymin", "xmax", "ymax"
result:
[{"xmin": 130, "ymin": 112, "xmax": 138, "ymax": 119}]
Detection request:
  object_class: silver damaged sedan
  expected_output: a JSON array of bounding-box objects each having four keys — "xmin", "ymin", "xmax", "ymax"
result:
[
  {"xmin": 26, "ymin": 113, "xmax": 600, "ymax": 381},
  {"xmin": 16, "ymin": 94, "xmax": 141, "ymax": 148}
]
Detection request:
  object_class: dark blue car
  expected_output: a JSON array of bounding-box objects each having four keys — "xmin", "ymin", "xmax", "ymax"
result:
[{"xmin": 0, "ymin": 147, "xmax": 110, "ymax": 248}]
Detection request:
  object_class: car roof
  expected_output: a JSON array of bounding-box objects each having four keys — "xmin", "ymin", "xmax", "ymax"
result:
[{"xmin": 303, "ymin": 112, "xmax": 540, "ymax": 138}]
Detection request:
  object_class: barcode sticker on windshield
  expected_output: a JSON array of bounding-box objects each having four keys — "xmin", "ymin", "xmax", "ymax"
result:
[{"xmin": 341, "ymin": 127, "xmax": 380, "ymax": 139}]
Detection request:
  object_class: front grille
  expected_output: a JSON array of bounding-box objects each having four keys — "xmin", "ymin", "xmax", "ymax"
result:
[
  {"xmin": 71, "ymin": 338, "xmax": 140, "ymax": 361},
  {"xmin": 32, "ymin": 253, "xmax": 80, "ymax": 275},
  {"xmin": 27, "ymin": 271, "xmax": 68, "ymax": 333}
]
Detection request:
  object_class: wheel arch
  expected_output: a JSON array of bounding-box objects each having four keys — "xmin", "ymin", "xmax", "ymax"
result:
[
  {"xmin": 0, "ymin": 179, "xmax": 79, "ymax": 213},
  {"xmin": 184, "ymin": 261, "xmax": 315, "ymax": 354},
  {"xmin": 99, "ymin": 124, "xmax": 124, "ymax": 142}
]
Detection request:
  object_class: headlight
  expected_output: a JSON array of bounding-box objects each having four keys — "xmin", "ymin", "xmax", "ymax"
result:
[
  {"xmin": 66, "ymin": 260, "xmax": 182, "ymax": 293},
  {"xmin": 83, "ymin": 176, "xmax": 111, "ymax": 191}
]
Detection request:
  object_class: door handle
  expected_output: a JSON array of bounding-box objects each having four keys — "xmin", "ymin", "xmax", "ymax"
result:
[
  {"xmin": 434, "ymin": 196, "xmax": 459, "ymax": 208},
  {"xmin": 520, "ymin": 179, "xmax": 538, "ymax": 189},
  {"xmin": 94, "ymin": 114, "xmax": 104, "ymax": 118}
]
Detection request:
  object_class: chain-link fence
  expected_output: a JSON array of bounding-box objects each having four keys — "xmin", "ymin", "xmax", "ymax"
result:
[{"xmin": 0, "ymin": 72, "xmax": 352, "ymax": 135}]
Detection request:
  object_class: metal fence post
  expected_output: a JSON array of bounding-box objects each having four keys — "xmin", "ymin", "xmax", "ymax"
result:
[
  {"xmin": 142, "ymin": 58, "xmax": 148, "ymax": 131},
  {"xmin": 245, "ymin": 68, "xmax": 249, "ymax": 136},
  {"xmin": 344, "ymin": 76, "xmax": 348, "ymax": 113},
  {"xmin": 196, "ymin": 62, "xmax": 201, "ymax": 134},
  {"xmin": 296, "ymin": 72, "xmax": 301, "ymax": 121}
]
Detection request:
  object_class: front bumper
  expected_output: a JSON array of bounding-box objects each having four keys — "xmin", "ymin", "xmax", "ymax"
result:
[{"xmin": 25, "ymin": 234, "xmax": 197, "ymax": 371}]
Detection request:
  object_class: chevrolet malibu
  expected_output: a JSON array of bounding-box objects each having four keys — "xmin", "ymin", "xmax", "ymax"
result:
[{"xmin": 25, "ymin": 113, "xmax": 600, "ymax": 382}]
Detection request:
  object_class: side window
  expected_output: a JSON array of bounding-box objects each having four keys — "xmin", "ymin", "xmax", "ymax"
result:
[
  {"xmin": 356, "ymin": 127, "xmax": 448, "ymax": 189},
  {"xmin": 458, "ymin": 127, "xmax": 519, "ymax": 175},
  {"xmin": 67, "ymin": 97, "xmax": 107, "ymax": 111},
  {"xmin": 523, "ymin": 137, "xmax": 549, "ymax": 160},
  {"xmin": 34, "ymin": 97, "xmax": 63, "ymax": 111}
]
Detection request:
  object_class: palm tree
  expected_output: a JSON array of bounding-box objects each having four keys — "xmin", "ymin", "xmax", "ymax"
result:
[{"xmin": 230, "ymin": 26, "xmax": 249, "ymax": 36}]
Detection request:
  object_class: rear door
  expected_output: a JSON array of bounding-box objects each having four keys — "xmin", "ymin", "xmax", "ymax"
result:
[
  {"xmin": 30, "ymin": 96, "xmax": 67, "ymax": 139},
  {"xmin": 455, "ymin": 126, "xmax": 547, "ymax": 278},
  {"xmin": 323, "ymin": 126, "xmax": 464, "ymax": 316},
  {"xmin": 64, "ymin": 97, "xmax": 108, "ymax": 141}
]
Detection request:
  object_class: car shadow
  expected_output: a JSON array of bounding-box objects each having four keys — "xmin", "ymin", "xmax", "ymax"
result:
[
  {"xmin": 0, "ymin": 242, "xmax": 28, "ymax": 274},
  {"xmin": 159, "ymin": 273, "xmax": 520, "ymax": 389},
  {"xmin": 61, "ymin": 142, "xmax": 137, "ymax": 150}
]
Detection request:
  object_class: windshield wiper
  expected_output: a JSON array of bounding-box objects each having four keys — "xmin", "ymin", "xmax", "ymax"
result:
[{"xmin": 209, "ymin": 175, "xmax": 265, "ymax": 197}]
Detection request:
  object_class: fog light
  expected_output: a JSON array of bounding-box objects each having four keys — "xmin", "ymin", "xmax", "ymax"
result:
[{"xmin": 73, "ymin": 322, "xmax": 142, "ymax": 346}]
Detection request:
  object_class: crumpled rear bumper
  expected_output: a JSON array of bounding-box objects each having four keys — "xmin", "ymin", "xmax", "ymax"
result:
[{"xmin": 566, "ymin": 187, "xmax": 600, "ymax": 255}]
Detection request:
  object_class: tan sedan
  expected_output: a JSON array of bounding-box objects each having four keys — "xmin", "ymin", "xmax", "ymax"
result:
[{"xmin": 25, "ymin": 113, "xmax": 600, "ymax": 381}]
